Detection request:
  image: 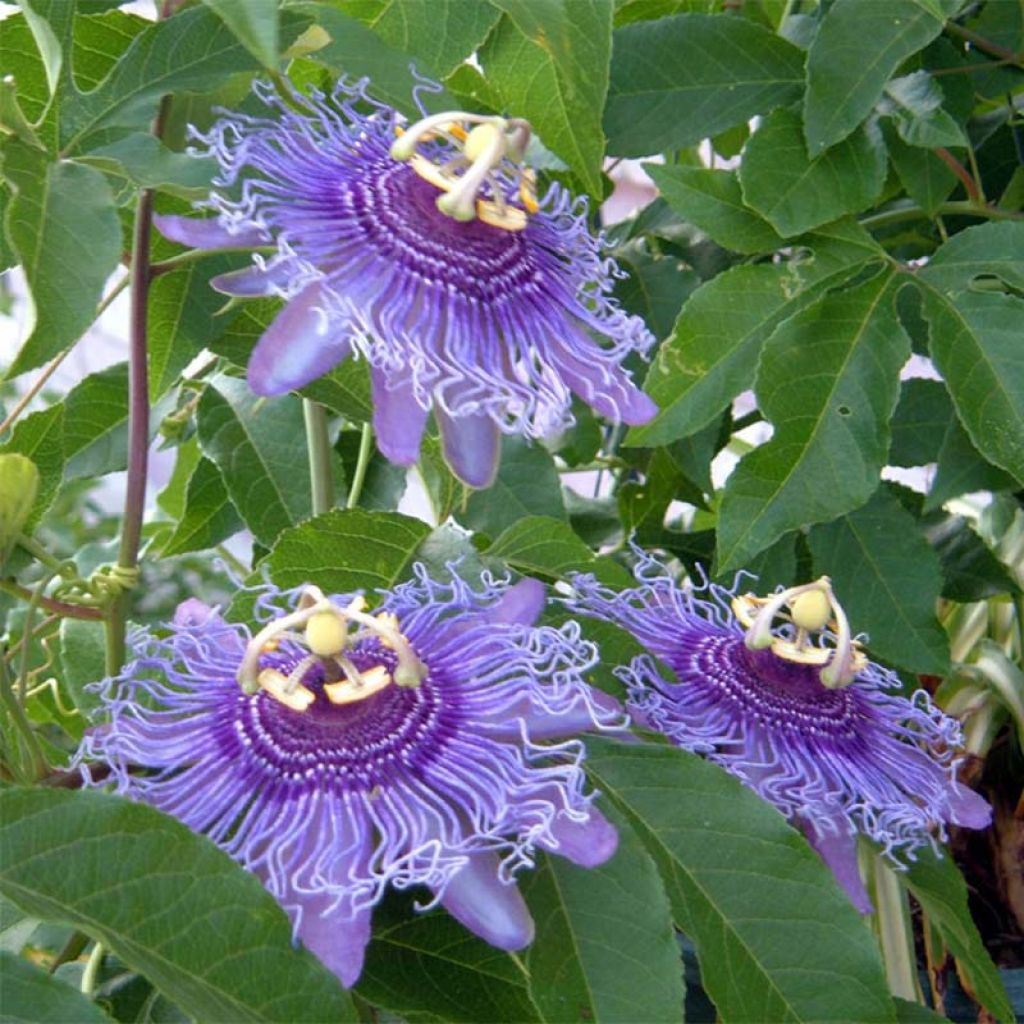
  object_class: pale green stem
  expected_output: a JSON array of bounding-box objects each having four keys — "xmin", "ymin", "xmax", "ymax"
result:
[
  {"xmin": 859, "ymin": 200, "xmax": 1022, "ymax": 232},
  {"xmin": 16, "ymin": 568, "xmax": 57, "ymax": 704},
  {"xmin": 872, "ymin": 856, "xmax": 924, "ymax": 1003},
  {"xmin": 81, "ymin": 942, "xmax": 105, "ymax": 997},
  {"xmin": 0, "ymin": 657, "xmax": 46, "ymax": 782},
  {"xmin": 346, "ymin": 423, "xmax": 374, "ymax": 510},
  {"xmin": 303, "ymin": 400, "xmax": 335, "ymax": 516}
]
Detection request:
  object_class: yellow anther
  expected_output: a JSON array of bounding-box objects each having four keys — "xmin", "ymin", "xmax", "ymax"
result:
[
  {"xmin": 790, "ymin": 589, "xmax": 832, "ymax": 632},
  {"xmin": 464, "ymin": 122, "xmax": 502, "ymax": 163},
  {"xmin": 519, "ymin": 168, "xmax": 539, "ymax": 215},
  {"xmin": 324, "ymin": 665, "xmax": 393, "ymax": 705},
  {"xmin": 306, "ymin": 610, "xmax": 348, "ymax": 656},
  {"xmin": 257, "ymin": 668, "xmax": 315, "ymax": 712},
  {"xmin": 262, "ymin": 639, "xmax": 280, "ymax": 653}
]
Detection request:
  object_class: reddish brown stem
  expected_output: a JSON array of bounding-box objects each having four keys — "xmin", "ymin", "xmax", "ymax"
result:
[{"xmin": 934, "ymin": 147, "xmax": 982, "ymax": 203}]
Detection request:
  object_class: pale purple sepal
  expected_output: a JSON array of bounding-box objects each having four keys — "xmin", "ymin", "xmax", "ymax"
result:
[
  {"xmin": 247, "ymin": 282, "xmax": 351, "ymax": 396},
  {"xmin": 554, "ymin": 348, "xmax": 659, "ymax": 426},
  {"xmin": 153, "ymin": 213, "xmax": 267, "ymax": 251},
  {"xmin": 438, "ymin": 852, "xmax": 535, "ymax": 951},
  {"xmin": 436, "ymin": 406, "xmax": 500, "ymax": 489},
  {"xmin": 486, "ymin": 578, "xmax": 546, "ymax": 627},
  {"xmin": 541, "ymin": 807, "xmax": 619, "ymax": 868},
  {"xmin": 211, "ymin": 262, "xmax": 294, "ymax": 298},
  {"xmin": 371, "ymin": 368, "xmax": 429, "ymax": 467},
  {"xmin": 949, "ymin": 782, "xmax": 992, "ymax": 829},
  {"xmin": 296, "ymin": 892, "xmax": 372, "ymax": 989},
  {"xmin": 805, "ymin": 825, "xmax": 872, "ymax": 915}
]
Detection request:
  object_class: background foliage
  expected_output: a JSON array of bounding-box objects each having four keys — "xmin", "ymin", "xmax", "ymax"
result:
[{"xmin": 1, "ymin": 0, "xmax": 1022, "ymax": 1021}]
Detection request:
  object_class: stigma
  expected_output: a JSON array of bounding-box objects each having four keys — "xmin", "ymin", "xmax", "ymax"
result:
[
  {"xmin": 731, "ymin": 577, "xmax": 866, "ymax": 689},
  {"xmin": 236, "ymin": 586, "xmax": 428, "ymax": 710},
  {"xmin": 390, "ymin": 111, "xmax": 538, "ymax": 231}
]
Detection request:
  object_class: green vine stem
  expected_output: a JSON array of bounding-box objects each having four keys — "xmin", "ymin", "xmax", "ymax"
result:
[
  {"xmin": 303, "ymin": 399, "xmax": 335, "ymax": 515},
  {"xmin": 346, "ymin": 422, "xmax": 374, "ymax": 510}
]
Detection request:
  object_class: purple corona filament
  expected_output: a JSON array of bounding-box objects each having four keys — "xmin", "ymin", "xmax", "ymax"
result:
[
  {"xmin": 566, "ymin": 554, "xmax": 990, "ymax": 913},
  {"xmin": 153, "ymin": 78, "xmax": 657, "ymax": 488},
  {"xmin": 77, "ymin": 569, "xmax": 623, "ymax": 986}
]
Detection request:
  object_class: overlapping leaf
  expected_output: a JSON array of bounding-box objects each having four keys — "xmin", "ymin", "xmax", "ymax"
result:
[{"xmin": 717, "ymin": 269, "xmax": 907, "ymax": 572}]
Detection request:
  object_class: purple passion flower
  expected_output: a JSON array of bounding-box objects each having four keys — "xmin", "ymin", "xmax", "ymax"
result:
[
  {"xmin": 77, "ymin": 569, "xmax": 623, "ymax": 986},
  {"xmin": 567, "ymin": 557, "xmax": 990, "ymax": 913},
  {"xmin": 154, "ymin": 78, "xmax": 657, "ymax": 488}
]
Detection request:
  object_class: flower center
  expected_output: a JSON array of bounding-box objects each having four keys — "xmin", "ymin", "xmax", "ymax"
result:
[
  {"xmin": 689, "ymin": 631, "xmax": 864, "ymax": 740},
  {"xmin": 390, "ymin": 110, "xmax": 537, "ymax": 230},
  {"xmin": 236, "ymin": 586, "xmax": 427, "ymax": 710},
  {"xmin": 235, "ymin": 636, "xmax": 458, "ymax": 789},
  {"xmin": 731, "ymin": 577, "xmax": 866, "ymax": 689}
]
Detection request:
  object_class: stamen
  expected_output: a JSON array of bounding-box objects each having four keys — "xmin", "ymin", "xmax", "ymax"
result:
[
  {"xmin": 390, "ymin": 110, "xmax": 536, "ymax": 231},
  {"xmin": 257, "ymin": 667, "xmax": 315, "ymax": 712},
  {"xmin": 732, "ymin": 577, "xmax": 866, "ymax": 689},
  {"xmin": 324, "ymin": 665, "xmax": 393, "ymax": 705},
  {"xmin": 236, "ymin": 585, "xmax": 428, "ymax": 705}
]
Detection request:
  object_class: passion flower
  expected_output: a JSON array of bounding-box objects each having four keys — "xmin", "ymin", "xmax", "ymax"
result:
[
  {"xmin": 567, "ymin": 556, "xmax": 990, "ymax": 912},
  {"xmin": 77, "ymin": 569, "xmax": 622, "ymax": 985},
  {"xmin": 155, "ymin": 78, "xmax": 656, "ymax": 487}
]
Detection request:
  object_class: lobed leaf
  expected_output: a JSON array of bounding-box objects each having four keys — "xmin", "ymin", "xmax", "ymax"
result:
[{"xmin": 0, "ymin": 788, "xmax": 357, "ymax": 1023}]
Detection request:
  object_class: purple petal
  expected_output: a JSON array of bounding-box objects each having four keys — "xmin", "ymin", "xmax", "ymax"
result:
[
  {"xmin": 805, "ymin": 825, "xmax": 872, "ymax": 914},
  {"xmin": 541, "ymin": 808, "xmax": 618, "ymax": 868},
  {"xmin": 247, "ymin": 283, "xmax": 351, "ymax": 396},
  {"xmin": 554, "ymin": 348, "xmax": 657, "ymax": 426},
  {"xmin": 481, "ymin": 689, "xmax": 623, "ymax": 741},
  {"xmin": 296, "ymin": 893, "xmax": 372, "ymax": 989},
  {"xmin": 438, "ymin": 852, "xmax": 534, "ymax": 950},
  {"xmin": 948, "ymin": 783, "xmax": 991, "ymax": 830},
  {"xmin": 211, "ymin": 262, "xmax": 294, "ymax": 297},
  {"xmin": 436, "ymin": 406, "xmax": 501, "ymax": 488},
  {"xmin": 153, "ymin": 214, "xmax": 267, "ymax": 251},
  {"xmin": 486, "ymin": 578, "xmax": 546, "ymax": 626},
  {"xmin": 172, "ymin": 598, "xmax": 217, "ymax": 628},
  {"xmin": 372, "ymin": 368, "xmax": 429, "ymax": 467}
]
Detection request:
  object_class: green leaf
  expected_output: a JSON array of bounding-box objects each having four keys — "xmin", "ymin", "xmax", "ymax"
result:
[
  {"xmin": 0, "ymin": 15, "xmax": 50, "ymax": 128},
  {"xmin": 147, "ymin": 256, "xmax": 243, "ymax": 398},
  {"xmin": 461, "ymin": 437, "xmax": 565, "ymax": 537},
  {"xmin": 645, "ymin": 164, "xmax": 783, "ymax": 255},
  {"xmin": 0, "ymin": 405, "xmax": 64, "ymax": 529},
  {"xmin": 60, "ymin": 6, "xmax": 262, "ymax": 154},
  {"xmin": 201, "ymin": 0, "xmax": 278, "ymax": 69},
  {"xmin": 0, "ymin": 787, "xmax": 356, "ymax": 1023},
  {"xmin": 486, "ymin": 516, "xmax": 632, "ymax": 586},
  {"xmin": 522, "ymin": 805, "xmax": 684, "ymax": 1023},
  {"xmin": 918, "ymin": 288, "xmax": 1024, "ymax": 483},
  {"xmin": 889, "ymin": 378, "xmax": 951, "ymax": 467},
  {"xmin": 613, "ymin": 242, "xmax": 698, "ymax": 341},
  {"xmin": 917, "ymin": 221, "xmax": 1024, "ymax": 294},
  {"xmin": 263, "ymin": 508, "xmax": 431, "ymax": 595},
  {"xmin": 0, "ymin": 950, "xmax": 112, "ymax": 1023},
  {"xmin": 78, "ymin": 134, "xmax": 216, "ymax": 197},
  {"xmin": 803, "ymin": 0, "xmax": 956, "ymax": 154},
  {"xmin": 925, "ymin": 514, "xmax": 1021, "ymax": 602},
  {"xmin": 604, "ymin": 14, "xmax": 803, "ymax": 158},
  {"xmin": 336, "ymin": 0, "xmax": 501, "ymax": 78},
  {"xmin": 897, "ymin": 846, "xmax": 1015, "ymax": 1024},
  {"xmin": 71, "ymin": 9, "xmax": 151, "ymax": 93},
  {"xmin": 0, "ymin": 455, "xmax": 38, "ymax": 556},
  {"xmin": 885, "ymin": 129, "xmax": 958, "ymax": 216},
  {"xmin": 2, "ymin": 142, "xmax": 121, "ymax": 377},
  {"xmin": 358, "ymin": 893, "xmax": 542, "ymax": 1023},
  {"xmin": 927, "ymin": 412, "xmax": 1020, "ymax": 512},
  {"xmin": 196, "ymin": 376, "xmax": 313, "ymax": 547},
  {"xmin": 586, "ymin": 739, "xmax": 896, "ymax": 1024},
  {"xmin": 57, "ymin": 618, "xmax": 106, "ymax": 718},
  {"xmin": 892, "ymin": 997, "xmax": 946, "ymax": 1023},
  {"xmin": 300, "ymin": 362, "xmax": 373, "ymax": 424},
  {"xmin": 160, "ymin": 457, "xmax": 242, "ymax": 558},
  {"xmin": 298, "ymin": 2, "xmax": 457, "ymax": 115},
  {"xmin": 807, "ymin": 486, "xmax": 949, "ymax": 674},
  {"xmin": 15, "ymin": 0, "xmax": 70, "ymax": 96},
  {"xmin": 717, "ymin": 269, "xmax": 908, "ymax": 572},
  {"xmin": 61, "ymin": 364, "xmax": 143, "ymax": 481},
  {"xmin": 481, "ymin": 1, "xmax": 611, "ymax": 194},
  {"xmin": 627, "ymin": 222, "xmax": 883, "ymax": 448},
  {"xmin": 879, "ymin": 72, "xmax": 967, "ymax": 149},
  {"xmin": 739, "ymin": 109, "xmax": 887, "ymax": 237}
]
